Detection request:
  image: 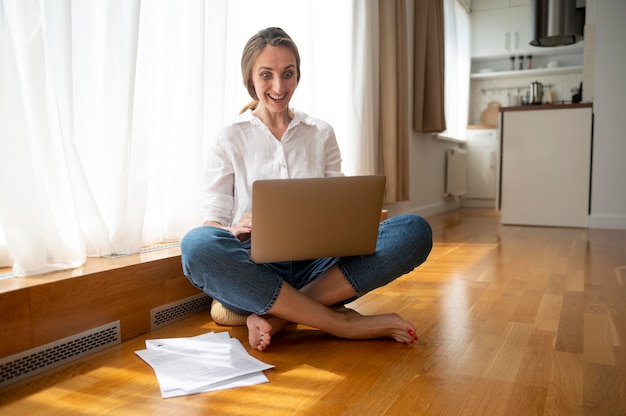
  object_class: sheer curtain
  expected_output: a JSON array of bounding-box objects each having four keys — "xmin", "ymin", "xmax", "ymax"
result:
[
  {"xmin": 0, "ymin": 0, "xmax": 376, "ymax": 277},
  {"xmin": 440, "ymin": 0, "xmax": 471, "ymax": 141}
]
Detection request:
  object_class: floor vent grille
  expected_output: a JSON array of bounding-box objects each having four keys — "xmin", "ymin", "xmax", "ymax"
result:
[
  {"xmin": 150, "ymin": 293, "xmax": 211, "ymax": 331},
  {"xmin": 0, "ymin": 321, "xmax": 121, "ymax": 388}
]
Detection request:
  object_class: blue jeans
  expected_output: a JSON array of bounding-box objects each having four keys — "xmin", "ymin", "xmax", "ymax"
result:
[{"xmin": 180, "ymin": 214, "xmax": 432, "ymax": 315}]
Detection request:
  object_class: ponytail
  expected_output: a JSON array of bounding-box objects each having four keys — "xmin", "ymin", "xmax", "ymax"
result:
[{"xmin": 239, "ymin": 100, "xmax": 258, "ymax": 114}]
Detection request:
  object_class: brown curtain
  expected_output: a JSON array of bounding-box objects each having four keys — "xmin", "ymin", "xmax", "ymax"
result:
[
  {"xmin": 413, "ymin": 0, "xmax": 446, "ymax": 133},
  {"xmin": 379, "ymin": 0, "xmax": 409, "ymax": 202}
]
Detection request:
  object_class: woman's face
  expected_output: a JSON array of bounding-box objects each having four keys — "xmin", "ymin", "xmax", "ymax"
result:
[{"xmin": 250, "ymin": 45, "xmax": 298, "ymax": 114}]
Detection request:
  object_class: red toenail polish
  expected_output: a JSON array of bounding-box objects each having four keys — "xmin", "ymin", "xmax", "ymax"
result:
[{"xmin": 408, "ymin": 329, "xmax": 415, "ymax": 337}]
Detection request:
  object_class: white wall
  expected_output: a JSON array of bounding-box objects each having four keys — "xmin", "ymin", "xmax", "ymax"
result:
[
  {"xmin": 587, "ymin": 0, "xmax": 626, "ymax": 229},
  {"xmin": 383, "ymin": 132, "xmax": 462, "ymax": 219}
]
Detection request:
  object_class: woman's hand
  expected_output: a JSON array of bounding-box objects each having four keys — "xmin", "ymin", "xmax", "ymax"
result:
[
  {"xmin": 203, "ymin": 213, "xmax": 252, "ymax": 242},
  {"xmin": 230, "ymin": 213, "xmax": 252, "ymax": 241}
]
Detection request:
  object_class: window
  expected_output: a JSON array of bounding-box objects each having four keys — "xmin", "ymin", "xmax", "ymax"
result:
[
  {"xmin": 439, "ymin": 0, "xmax": 471, "ymax": 142},
  {"xmin": 0, "ymin": 0, "xmax": 377, "ymax": 276}
]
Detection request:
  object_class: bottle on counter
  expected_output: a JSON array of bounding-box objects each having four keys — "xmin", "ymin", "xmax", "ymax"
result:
[
  {"xmin": 545, "ymin": 85, "xmax": 553, "ymax": 104},
  {"xmin": 526, "ymin": 55, "xmax": 532, "ymax": 70},
  {"xmin": 518, "ymin": 56, "xmax": 524, "ymax": 70},
  {"xmin": 509, "ymin": 90, "xmax": 520, "ymax": 106},
  {"xmin": 510, "ymin": 56, "xmax": 515, "ymax": 71},
  {"xmin": 520, "ymin": 89, "xmax": 529, "ymax": 105}
]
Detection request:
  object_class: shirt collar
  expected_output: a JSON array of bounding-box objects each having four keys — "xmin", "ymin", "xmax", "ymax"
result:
[{"xmin": 234, "ymin": 108, "xmax": 316, "ymax": 127}]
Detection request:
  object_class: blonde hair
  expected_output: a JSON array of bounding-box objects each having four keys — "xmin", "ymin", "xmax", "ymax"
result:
[{"xmin": 239, "ymin": 27, "xmax": 301, "ymax": 114}]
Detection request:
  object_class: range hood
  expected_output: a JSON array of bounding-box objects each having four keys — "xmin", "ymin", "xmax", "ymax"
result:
[{"xmin": 530, "ymin": 0, "xmax": 585, "ymax": 47}]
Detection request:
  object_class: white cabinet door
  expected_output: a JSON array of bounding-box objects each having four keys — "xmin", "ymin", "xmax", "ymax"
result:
[
  {"xmin": 508, "ymin": 5, "xmax": 534, "ymax": 56},
  {"xmin": 471, "ymin": 5, "xmax": 535, "ymax": 58},
  {"xmin": 471, "ymin": 8, "xmax": 510, "ymax": 57},
  {"xmin": 500, "ymin": 107, "xmax": 592, "ymax": 227},
  {"xmin": 472, "ymin": 0, "xmax": 529, "ymax": 12},
  {"xmin": 466, "ymin": 129, "xmax": 498, "ymax": 199},
  {"xmin": 472, "ymin": 0, "xmax": 509, "ymax": 11}
]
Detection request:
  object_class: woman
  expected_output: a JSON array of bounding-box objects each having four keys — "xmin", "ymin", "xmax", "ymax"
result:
[{"xmin": 181, "ymin": 27, "xmax": 432, "ymax": 351}]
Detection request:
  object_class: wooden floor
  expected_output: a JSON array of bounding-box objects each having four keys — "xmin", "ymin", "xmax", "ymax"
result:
[{"xmin": 1, "ymin": 208, "xmax": 625, "ymax": 415}]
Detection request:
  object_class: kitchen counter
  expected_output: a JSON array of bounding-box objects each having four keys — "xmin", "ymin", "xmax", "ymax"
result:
[
  {"xmin": 499, "ymin": 102, "xmax": 592, "ymax": 112},
  {"xmin": 499, "ymin": 105, "xmax": 593, "ymax": 227}
]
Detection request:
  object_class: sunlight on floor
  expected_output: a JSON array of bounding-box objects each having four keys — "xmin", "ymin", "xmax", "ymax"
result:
[{"xmin": 232, "ymin": 364, "xmax": 345, "ymax": 414}]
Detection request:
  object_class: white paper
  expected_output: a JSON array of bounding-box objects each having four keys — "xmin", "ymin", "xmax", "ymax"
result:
[
  {"xmin": 136, "ymin": 331, "xmax": 273, "ymax": 398},
  {"xmin": 159, "ymin": 372, "xmax": 269, "ymax": 398}
]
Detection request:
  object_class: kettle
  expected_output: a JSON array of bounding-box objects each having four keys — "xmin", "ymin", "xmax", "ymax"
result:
[{"xmin": 530, "ymin": 80, "xmax": 543, "ymax": 105}]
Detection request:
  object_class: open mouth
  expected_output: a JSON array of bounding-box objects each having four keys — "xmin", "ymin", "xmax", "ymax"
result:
[{"xmin": 268, "ymin": 93, "xmax": 288, "ymax": 101}]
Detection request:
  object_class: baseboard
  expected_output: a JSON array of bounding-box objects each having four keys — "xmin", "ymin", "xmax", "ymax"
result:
[
  {"xmin": 588, "ymin": 213, "xmax": 626, "ymax": 230},
  {"xmin": 461, "ymin": 198, "xmax": 497, "ymax": 209},
  {"xmin": 384, "ymin": 199, "xmax": 461, "ymax": 219}
]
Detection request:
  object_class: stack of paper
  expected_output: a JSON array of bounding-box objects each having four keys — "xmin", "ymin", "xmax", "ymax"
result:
[{"xmin": 135, "ymin": 331, "xmax": 274, "ymax": 398}]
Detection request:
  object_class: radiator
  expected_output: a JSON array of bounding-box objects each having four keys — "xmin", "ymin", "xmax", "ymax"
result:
[{"xmin": 445, "ymin": 148, "xmax": 468, "ymax": 197}]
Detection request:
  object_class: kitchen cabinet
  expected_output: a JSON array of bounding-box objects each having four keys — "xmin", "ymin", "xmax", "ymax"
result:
[
  {"xmin": 471, "ymin": 5, "xmax": 535, "ymax": 59},
  {"xmin": 466, "ymin": 128, "xmax": 499, "ymax": 200},
  {"xmin": 499, "ymin": 104, "xmax": 593, "ymax": 227}
]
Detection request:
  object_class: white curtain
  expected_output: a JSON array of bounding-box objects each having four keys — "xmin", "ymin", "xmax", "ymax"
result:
[
  {"xmin": 441, "ymin": 0, "xmax": 470, "ymax": 141},
  {"xmin": 0, "ymin": 0, "xmax": 376, "ymax": 277}
]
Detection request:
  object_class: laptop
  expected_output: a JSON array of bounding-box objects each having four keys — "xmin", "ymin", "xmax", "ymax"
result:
[{"xmin": 250, "ymin": 175, "xmax": 386, "ymax": 263}]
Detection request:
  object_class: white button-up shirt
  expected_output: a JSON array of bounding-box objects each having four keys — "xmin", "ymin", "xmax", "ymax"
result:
[{"xmin": 203, "ymin": 109, "xmax": 343, "ymax": 226}]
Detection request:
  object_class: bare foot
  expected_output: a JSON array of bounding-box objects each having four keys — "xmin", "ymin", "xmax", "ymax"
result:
[
  {"xmin": 246, "ymin": 314, "xmax": 287, "ymax": 351},
  {"xmin": 248, "ymin": 307, "xmax": 418, "ymax": 350},
  {"xmin": 332, "ymin": 309, "xmax": 419, "ymax": 344}
]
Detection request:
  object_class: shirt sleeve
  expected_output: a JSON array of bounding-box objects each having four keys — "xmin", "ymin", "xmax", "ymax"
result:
[{"xmin": 323, "ymin": 125, "xmax": 344, "ymax": 177}]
